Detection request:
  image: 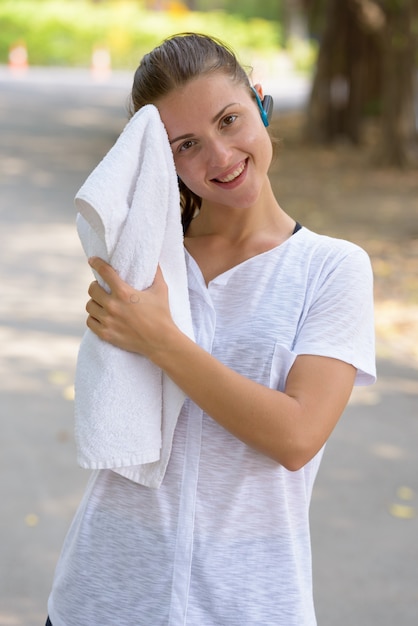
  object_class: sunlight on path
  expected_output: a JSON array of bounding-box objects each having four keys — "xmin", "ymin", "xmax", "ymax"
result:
[{"xmin": 0, "ymin": 223, "xmax": 90, "ymax": 393}]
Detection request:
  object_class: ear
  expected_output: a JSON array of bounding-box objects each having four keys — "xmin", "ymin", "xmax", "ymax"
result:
[
  {"xmin": 251, "ymin": 84, "xmax": 270, "ymax": 127},
  {"xmin": 253, "ymin": 83, "xmax": 264, "ymax": 100}
]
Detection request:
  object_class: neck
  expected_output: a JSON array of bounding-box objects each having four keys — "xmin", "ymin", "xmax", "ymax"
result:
[{"xmin": 188, "ymin": 184, "xmax": 293, "ymax": 244}]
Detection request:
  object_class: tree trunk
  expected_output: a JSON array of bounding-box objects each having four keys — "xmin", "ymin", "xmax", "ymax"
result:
[
  {"xmin": 375, "ymin": 0, "xmax": 417, "ymax": 166},
  {"xmin": 305, "ymin": 0, "xmax": 378, "ymax": 144},
  {"xmin": 304, "ymin": 0, "xmax": 417, "ymax": 166}
]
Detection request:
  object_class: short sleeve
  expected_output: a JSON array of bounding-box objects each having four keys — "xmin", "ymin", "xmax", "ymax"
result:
[{"xmin": 293, "ymin": 246, "xmax": 376, "ymax": 386}]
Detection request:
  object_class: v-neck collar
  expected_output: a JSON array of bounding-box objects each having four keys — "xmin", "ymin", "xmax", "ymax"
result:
[{"xmin": 184, "ymin": 226, "xmax": 303, "ymax": 288}]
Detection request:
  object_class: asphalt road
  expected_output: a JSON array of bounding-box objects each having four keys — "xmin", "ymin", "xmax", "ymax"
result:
[{"xmin": 0, "ymin": 66, "xmax": 417, "ymax": 626}]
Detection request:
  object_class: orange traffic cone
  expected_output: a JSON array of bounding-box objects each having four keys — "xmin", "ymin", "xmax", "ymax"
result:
[
  {"xmin": 9, "ymin": 41, "xmax": 28, "ymax": 76},
  {"xmin": 91, "ymin": 46, "xmax": 111, "ymax": 82}
]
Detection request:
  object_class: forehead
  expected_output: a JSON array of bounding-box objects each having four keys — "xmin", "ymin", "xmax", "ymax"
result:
[{"xmin": 156, "ymin": 73, "xmax": 249, "ymax": 132}]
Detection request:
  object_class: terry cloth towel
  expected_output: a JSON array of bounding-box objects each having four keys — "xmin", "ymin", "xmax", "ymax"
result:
[{"xmin": 74, "ymin": 104, "xmax": 194, "ymax": 489}]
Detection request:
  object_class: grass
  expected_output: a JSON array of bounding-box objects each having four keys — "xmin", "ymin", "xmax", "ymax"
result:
[{"xmin": 0, "ymin": 0, "xmax": 288, "ymax": 69}]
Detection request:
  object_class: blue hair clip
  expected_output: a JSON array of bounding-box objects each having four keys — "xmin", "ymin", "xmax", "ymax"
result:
[{"xmin": 251, "ymin": 86, "xmax": 270, "ymax": 127}]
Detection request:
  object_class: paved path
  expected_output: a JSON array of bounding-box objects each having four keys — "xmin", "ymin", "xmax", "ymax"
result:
[{"xmin": 0, "ymin": 67, "xmax": 417, "ymax": 626}]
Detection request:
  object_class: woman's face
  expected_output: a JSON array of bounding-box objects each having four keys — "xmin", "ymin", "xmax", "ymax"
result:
[{"xmin": 156, "ymin": 72, "xmax": 273, "ymax": 211}]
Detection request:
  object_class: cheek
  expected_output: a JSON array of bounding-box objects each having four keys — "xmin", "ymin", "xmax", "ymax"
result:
[
  {"xmin": 235, "ymin": 120, "xmax": 273, "ymax": 169},
  {"xmin": 176, "ymin": 166, "xmax": 193, "ymax": 190},
  {"xmin": 253, "ymin": 128, "xmax": 273, "ymax": 165},
  {"xmin": 175, "ymin": 159, "xmax": 204, "ymax": 195},
  {"xmin": 264, "ymin": 139, "xmax": 274, "ymax": 169}
]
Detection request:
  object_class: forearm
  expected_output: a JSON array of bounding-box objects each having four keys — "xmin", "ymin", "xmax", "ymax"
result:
[
  {"xmin": 85, "ymin": 258, "xmax": 356, "ymax": 470},
  {"xmin": 150, "ymin": 326, "xmax": 332, "ymax": 470}
]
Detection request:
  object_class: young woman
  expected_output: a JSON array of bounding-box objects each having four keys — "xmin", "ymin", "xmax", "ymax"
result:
[{"xmin": 46, "ymin": 33, "xmax": 375, "ymax": 625}]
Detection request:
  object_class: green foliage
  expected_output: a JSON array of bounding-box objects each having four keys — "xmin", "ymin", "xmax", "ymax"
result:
[
  {"xmin": 0, "ymin": 0, "xmax": 284, "ymax": 68},
  {"xmin": 194, "ymin": 0, "xmax": 284, "ymax": 23}
]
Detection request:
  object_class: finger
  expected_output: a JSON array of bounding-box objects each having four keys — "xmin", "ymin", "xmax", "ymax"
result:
[
  {"xmin": 86, "ymin": 297, "xmax": 103, "ymax": 321},
  {"xmin": 87, "ymin": 280, "xmax": 98, "ymax": 297},
  {"xmin": 87, "ymin": 282, "xmax": 110, "ymax": 311},
  {"xmin": 88, "ymin": 280, "xmax": 108, "ymax": 306},
  {"xmin": 88, "ymin": 257, "xmax": 121, "ymax": 292},
  {"xmin": 86, "ymin": 312, "xmax": 103, "ymax": 335}
]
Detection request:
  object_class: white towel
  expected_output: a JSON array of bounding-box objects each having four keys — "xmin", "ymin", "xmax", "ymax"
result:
[{"xmin": 74, "ymin": 104, "xmax": 194, "ymax": 489}]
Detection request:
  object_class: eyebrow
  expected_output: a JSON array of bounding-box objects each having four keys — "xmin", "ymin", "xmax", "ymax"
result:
[{"xmin": 169, "ymin": 102, "xmax": 239, "ymax": 145}]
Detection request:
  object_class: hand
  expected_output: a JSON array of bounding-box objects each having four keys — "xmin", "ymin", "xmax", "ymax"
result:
[{"xmin": 86, "ymin": 257, "xmax": 175, "ymax": 358}]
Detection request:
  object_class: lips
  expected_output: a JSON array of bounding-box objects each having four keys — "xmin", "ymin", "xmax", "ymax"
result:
[{"xmin": 213, "ymin": 159, "xmax": 247, "ymax": 184}]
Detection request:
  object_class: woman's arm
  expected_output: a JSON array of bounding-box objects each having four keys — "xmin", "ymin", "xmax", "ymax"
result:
[{"xmin": 86, "ymin": 257, "xmax": 356, "ymax": 471}]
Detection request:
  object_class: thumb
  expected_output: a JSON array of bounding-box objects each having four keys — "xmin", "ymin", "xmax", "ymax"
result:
[{"xmin": 150, "ymin": 265, "xmax": 168, "ymax": 292}]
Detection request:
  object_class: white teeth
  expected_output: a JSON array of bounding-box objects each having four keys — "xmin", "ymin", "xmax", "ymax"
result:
[{"xmin": 218, "ymin": 162, "xmax": 245, "ymax": 183}]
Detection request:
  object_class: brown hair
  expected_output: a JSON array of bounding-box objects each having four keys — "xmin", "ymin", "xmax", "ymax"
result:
[{"xmin": 129, "ymin": 32, "xmax": 254, "ymax": 232}]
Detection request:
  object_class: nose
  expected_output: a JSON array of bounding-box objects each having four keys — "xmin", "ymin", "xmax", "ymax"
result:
[{"xmin": 206, "ymin": 136, "xmax": 233, "ymax": 169}]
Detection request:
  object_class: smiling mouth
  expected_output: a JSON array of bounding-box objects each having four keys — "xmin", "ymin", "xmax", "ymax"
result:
[{"xmin": 214, "ymin": 160, "xmax": 246, "ymax": 183}]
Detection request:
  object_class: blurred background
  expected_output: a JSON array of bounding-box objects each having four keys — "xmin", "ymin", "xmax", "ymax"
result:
[{"xmin": 0, "ymin": 1, "xmax": 417, "ymax": 625}]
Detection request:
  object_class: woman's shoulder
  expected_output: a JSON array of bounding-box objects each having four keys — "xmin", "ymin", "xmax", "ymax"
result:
[
  {"xmin": 283, "ymin": 227, "xmax": 373, "ymax": 289},
  {"xmin": 295, "ymin": 226, "xmax": 370, "ymax": 264}
]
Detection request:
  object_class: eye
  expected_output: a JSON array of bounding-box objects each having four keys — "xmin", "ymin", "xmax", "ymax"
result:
[
  {"xmin": 221, "ymin": 114, "xmax": 237, "ymax": 127},
  {"xmin": 179, "ymin": 139, "xmax": 196, "ymax": 152}
]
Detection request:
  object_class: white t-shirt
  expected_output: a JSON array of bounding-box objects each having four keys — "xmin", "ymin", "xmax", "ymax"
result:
[{"xmin": 48, "ymin": 227, "xmax": 376, "ymax": 626}]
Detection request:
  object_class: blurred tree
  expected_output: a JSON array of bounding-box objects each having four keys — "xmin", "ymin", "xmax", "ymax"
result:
[
  {"xmin": 376, "ymin": 0, "xmax": 417, "ymax": 166},
  {"xmin": 304, "ymin": 0, "xmax": 417, "ymax": 166},
  {"xmin": 283, "ymin": 0, "xmax": 308, "ymax": 40},
  {"xmin": 187, "ymin": 0, "xmax": 284, "ymax": 21},
  {"xmin": 224, "ymin": 0, "xmax": 283, "ymax": 21}
]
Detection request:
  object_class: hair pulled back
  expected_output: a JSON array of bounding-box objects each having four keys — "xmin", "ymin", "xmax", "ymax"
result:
[{"xmin": 129, "ymin": 33, "xmax": 253, "ymax": 232}]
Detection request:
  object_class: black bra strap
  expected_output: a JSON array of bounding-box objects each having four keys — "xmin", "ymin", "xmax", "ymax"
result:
[{"xmin": 292, "ymin": 221, "xmax": 302, "ymax": 235}]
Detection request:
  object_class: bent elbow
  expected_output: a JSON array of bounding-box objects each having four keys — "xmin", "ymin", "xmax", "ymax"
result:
[
  {"xmin": 278, "ymin": 442, "xmax": 322, "ymax": 472},
  {"xmin": 281, "ymin": 457, "xmax": 311, "ymax": 472}
]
